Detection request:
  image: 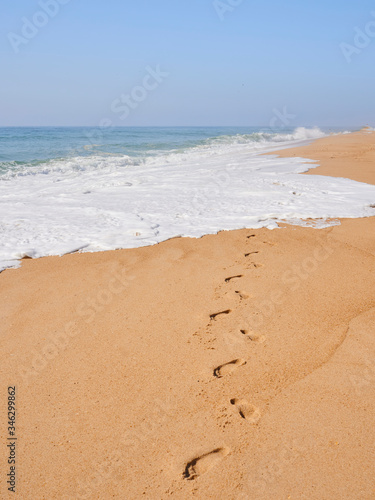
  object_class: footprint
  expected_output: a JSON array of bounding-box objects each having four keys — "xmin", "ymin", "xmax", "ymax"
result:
[
  {"xmin": 248, "ymin": 262, "xmax": 264, "ymax": 269},
  {"xmin": 225, "ymin": 275, "xmax": 243, "ymax": 283},
  {"xmin": 183, "ymin": 447, "xmax": 230, "ymax": 480},
  {"xmin": 214, "ymin": 359, "xmax": 246, "ymax": 378},
  {"xmin": 210, "ymin": 310, "xmax": 231, "ymax": 320},
  {"xmin": 247, "ymin": 234, "xmax": 256, "ymax": 239},
  {"xmin": 240, "ymin": 330, "xmax": 266, "ymax": 343},
  {"xmin": 230, "ymin": 399, "xmax": 261, "ymax": 423},
  {"xmin": 245, "ymin": 251, "xmax": 259, "ymax": 257},
  {"xmin": 235, "ymin": 291, "xmax": 250, "ymax": 300}
]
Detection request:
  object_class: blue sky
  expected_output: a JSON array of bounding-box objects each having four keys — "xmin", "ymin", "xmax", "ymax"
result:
[{"xmin": 0, "ymin": 0, "xmax": 374, "ymax": 126}]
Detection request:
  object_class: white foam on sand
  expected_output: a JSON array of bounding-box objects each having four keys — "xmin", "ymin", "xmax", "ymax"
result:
[{"xmin": 1, "ymin": 128, "xmax": 375, "ymax": 272}]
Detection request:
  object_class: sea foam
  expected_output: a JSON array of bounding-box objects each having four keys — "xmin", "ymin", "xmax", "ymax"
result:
[{"xmin": 0, "ymin": 128, "xmax": 374, "ymax": 272}]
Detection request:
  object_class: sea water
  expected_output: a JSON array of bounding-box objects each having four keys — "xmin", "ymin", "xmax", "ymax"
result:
[{"xmin": 1, "ymin": 126, "xmax": 374, "ymax": 272}]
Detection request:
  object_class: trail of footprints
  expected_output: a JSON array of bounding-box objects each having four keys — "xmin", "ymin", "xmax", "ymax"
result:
[{"xmin": 183, "ymin": 233, "xmax": 266, "ymax": 480}]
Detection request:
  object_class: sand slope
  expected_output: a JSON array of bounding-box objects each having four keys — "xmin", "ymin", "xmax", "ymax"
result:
[{"xmin": 0, "ymin": 131, "xmax": 375, "ymax": 499}]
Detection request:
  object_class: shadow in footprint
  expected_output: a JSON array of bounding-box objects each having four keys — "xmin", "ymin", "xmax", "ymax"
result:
[
  {"xmin": 225, "ymin": 275, "xmax": 243, "ymax": 283},
  {"xmin": 214, "ymin": 358, "xmax": 246, "ymax": 378},
  {"xmin": 230, "ymin": 399, "xmax": 261, "ymax": 424},
  {"xmin": 183, "ymin": 447, "xmax": 230, "ymax": 480},
  {"xmin": 240, "ymin": 330, "xmax": 266, "ymax": 343},
  {"xmin": 210, "ymin": 310, "xmax": 231, "ymax": 320},
  {"xmin": 245, "ymin": 251, "xmax": 259, "ymax": 257}
]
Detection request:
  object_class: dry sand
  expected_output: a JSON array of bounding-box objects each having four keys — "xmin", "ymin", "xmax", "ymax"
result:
[
  {"xmin": 270, "ymin": 126, "xmax": 375, "ymax": 184},
  {"xmin": 1, "ymin": 130, "xmax": 374, "ymax": 499}
]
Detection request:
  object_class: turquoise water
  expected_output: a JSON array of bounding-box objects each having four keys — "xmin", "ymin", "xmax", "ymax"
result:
[{"xmin": 0, "ymin": 126, "xmax": 353, "ymax": 173}]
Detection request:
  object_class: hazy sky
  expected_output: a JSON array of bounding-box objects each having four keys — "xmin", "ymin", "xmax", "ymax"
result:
[{"xmin": 1, "ymin": 0, "xmax": 374, "ymax": 126}]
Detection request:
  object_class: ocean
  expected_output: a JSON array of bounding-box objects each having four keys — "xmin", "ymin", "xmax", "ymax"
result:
[{"xmin": 1, "ymin": 126, "xmax": 375, "ymax": 272}]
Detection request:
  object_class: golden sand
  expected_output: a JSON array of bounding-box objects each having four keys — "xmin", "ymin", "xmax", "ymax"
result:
[{"xmin": 1, "ymin": 130, "xmax": 374, "ymax": 499}]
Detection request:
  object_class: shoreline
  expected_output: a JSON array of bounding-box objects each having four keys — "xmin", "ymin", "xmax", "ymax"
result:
[
  {"xmin": 269, "ymin": 127, "xmax": 375, "ymax": 185},
  {"xmin": 1, "ymin": 128, "xmax": 375, "ymax": 275},
  {"xmin": 1, "ymin": 130, "xmax": 375, "ymax": 499}
]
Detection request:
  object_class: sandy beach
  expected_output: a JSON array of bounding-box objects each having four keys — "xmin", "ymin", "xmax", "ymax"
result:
[
  {"xmin": 270, "ymin": 127, "xmax": 375, "ymax": 185},
  {"xmin": 1, "ymin": 130, "xmax": 375, "ymax": 499}
]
